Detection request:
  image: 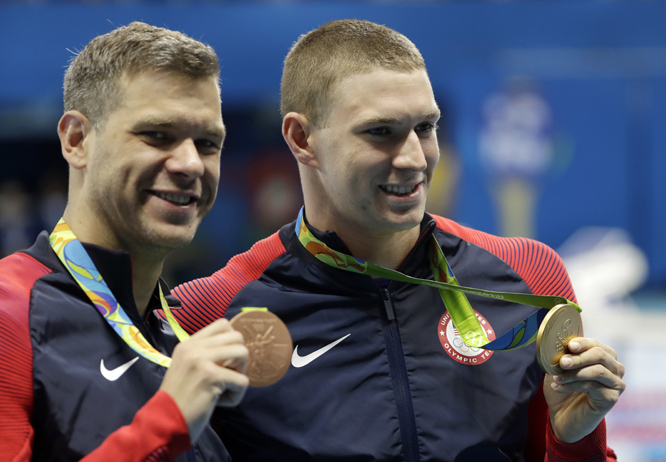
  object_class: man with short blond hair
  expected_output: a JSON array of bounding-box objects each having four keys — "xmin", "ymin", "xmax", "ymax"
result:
[
  {"xmin": 281, "ymin": 19, "xmax": 426, "ymax": 128},
  {"xmin": 174, "ymin": 19, "xmax": 625, "ymax": 461}
]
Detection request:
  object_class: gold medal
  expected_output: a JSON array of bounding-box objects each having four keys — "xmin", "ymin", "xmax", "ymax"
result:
[
  {"xmin": 536, "ymin": 304, "xmax": 583, "ymax": 375},
  {"xmin": 230, "ymin": 309, "xmax": 292, "ymax": 387}
]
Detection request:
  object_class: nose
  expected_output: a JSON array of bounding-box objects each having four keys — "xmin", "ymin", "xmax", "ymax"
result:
[
  {"xmin": 166, "ymin": 138, "xmax": 205, "ymax": 179},
  {"xmin": 392, "ymin": 130, "xmax": 428, "ymax": 172}
]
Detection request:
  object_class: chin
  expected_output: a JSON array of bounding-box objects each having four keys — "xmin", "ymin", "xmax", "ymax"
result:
[
  {"xmin": 143, "ymin": 224, "xmax": 198, "ymax": 252},
  {"xmin": 162, "ymin": 234, "xmax": 195, "ymax": 250},
  {"xmin": 386, "ymin": 208, "xmax": 424, "ymax": 229},
  {"xmin": 373, "ymin": 218, "xmax": 421, "ymax": 236}
]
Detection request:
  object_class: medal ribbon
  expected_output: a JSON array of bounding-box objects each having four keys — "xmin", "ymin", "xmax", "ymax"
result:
[
  {"xmin": 49, "ymin": 219, "xmax": 189, "ymax": 367},
  {"xmin": 295, "ymin": 208, "xmax": 581, "ymax": 351}
]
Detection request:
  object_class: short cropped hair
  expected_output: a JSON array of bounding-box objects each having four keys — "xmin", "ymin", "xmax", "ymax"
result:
[
  {"xmin": 281, "ymin": 19, "xmax": 426, "ymax": 127},
  {"xmin": 64, "ymin": 21, "xmax": 220, "ymax": 128}
]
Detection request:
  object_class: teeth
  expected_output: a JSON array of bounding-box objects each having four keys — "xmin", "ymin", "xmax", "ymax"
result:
[
  {"xmin": 155, "ymin": 192, "xmax": 191, "ymax": 205},
  {"xmin": 382, "ymin": 184, "xmax": 417, "ymax": 195}
]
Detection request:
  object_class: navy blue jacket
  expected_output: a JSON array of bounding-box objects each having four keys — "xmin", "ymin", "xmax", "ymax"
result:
[
  {"xmin": 0, "ymin": 231, "xmax": 230, "ymax": 461},
  {"xmin": 172, "ymin": 214, "xmax": 613, "ymax": 462}
]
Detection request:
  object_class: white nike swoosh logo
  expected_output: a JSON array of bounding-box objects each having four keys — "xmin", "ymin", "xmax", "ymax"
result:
[
  {"xmin": 291, "ymin": 334, "xmax": 351, "ymax": 368},
  {"xmin": 100, "ymin": 357, "xmax": 139, "ymax": 381}
]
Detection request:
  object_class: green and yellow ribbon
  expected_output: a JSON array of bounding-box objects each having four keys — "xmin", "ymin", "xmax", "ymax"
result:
[{"xmin": 295, "ymin": 208, "xmax": 581, "ymax": 351}]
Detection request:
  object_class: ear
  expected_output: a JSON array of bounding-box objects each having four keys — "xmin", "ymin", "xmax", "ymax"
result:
[
  {"xmin": 282, "ymin": 112, "xmax": 319, "ymax": 169},
  {"xmin": 58, "ymin": 111, "xmax": 92, "ymax": 170}
]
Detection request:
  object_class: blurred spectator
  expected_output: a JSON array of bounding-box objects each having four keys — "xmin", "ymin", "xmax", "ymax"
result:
[{"xmin": 479, "ymin": 76, "xmax": 553, "ymax": 238}]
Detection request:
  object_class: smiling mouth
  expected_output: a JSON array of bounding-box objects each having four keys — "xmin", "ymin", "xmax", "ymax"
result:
[
  {"xmin": 153, "ymin": 191, "xmax": 197, "ymax": 206},
  {"xmin": 380, "ymin": 183, "xmax": 419, "ymax": 196}
]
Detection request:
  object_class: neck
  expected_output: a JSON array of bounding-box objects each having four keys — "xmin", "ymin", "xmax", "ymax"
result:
[
  {"xmin": 342, "ymin": 228, "xmax": 420, "ymax": 270},
  {"xmin": 62, "ymin": 207, "xmax": 165, "ymax": 316},
  {"xmin": 308, "ymin": 216, "xmax": 421, "ymax": 270},
  {"xmin": 131, "ymin": 257, "xmax": 164, "ymax": 317}
]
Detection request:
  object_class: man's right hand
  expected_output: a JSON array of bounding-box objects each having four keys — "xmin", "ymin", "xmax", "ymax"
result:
[{"xmin": 159, "ymin": 318, "xmax": 249, "ymax": 443}]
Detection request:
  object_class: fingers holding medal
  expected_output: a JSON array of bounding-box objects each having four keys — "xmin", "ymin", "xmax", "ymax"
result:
[{"xmin": 537, "ymin": 304, "xmax": 626, "ymax": 397}]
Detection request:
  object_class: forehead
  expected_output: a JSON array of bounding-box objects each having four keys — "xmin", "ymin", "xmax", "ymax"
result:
[
  {"xmin": 112, "ymin": 71, "xmax": 223, "ymax": 127},
  {"xmin": 327, "ymin": 69, "xmax": 438, "ymax": 124}
]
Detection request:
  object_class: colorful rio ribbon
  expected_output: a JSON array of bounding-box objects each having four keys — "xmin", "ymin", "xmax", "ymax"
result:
[
  {"xmin": 49, "ymin": 219, "xmax": 189, "ymax": 367},
  {"xmin": 295, "ymin": 208, "xmax": 581, "ymax": 351}
]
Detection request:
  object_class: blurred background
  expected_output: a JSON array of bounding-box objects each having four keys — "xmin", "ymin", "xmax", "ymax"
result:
[{"xmin": 1, "ymin": 1, "xmax": 664, "ymax": 460}]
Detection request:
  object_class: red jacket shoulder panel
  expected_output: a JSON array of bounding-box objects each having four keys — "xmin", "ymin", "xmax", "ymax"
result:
[
  {"xmin": 432, "ymin": 215, "xmax": 576, "ymax": 301},
  {"xmin": 172, "ymin": 231, "xmax": 286, "ymax": 333},
  {"xmin": 0, "ymin": 252, "xmax": 52, "ymax": 461}
]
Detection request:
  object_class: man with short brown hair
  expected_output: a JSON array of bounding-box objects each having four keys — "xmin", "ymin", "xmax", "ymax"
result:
[{"xmin": 0, "ymin": 22, "xmax": 248, "ymax": 461}]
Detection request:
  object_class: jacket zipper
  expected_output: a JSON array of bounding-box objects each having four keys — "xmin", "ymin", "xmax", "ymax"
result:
[{"xmin": 381, "ymin": 288, "xmax": 420, "ymax": 461}]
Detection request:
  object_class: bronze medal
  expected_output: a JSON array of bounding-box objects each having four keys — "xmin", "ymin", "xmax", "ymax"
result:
[
  {"xmin": 536, "ymin": 304, "xmax": 583, "ymax": 375},
  {"xmin": 230, "ymin": 309, "xmax": 292, "ymax": 387}
]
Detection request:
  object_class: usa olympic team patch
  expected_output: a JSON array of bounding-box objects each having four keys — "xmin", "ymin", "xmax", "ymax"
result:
[{"xmin": 438, "ymin": 310, "xmax": 495, "ymax": 365}]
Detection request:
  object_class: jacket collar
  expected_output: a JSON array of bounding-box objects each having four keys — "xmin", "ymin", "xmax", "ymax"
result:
[
  {"xmin": 291, "ymin": 213, "xmax": 438, "ymax": 289},
  {"xmin": 82, "ymin": 241, "xmax": 170, "ymax": 324},
  {"xmin": 302, "ymin": 213, "xmax": 437, "ymax": 257},
  {"xmin": 31, "ymin": 230, "xmax": 165, "ymax": 324}
]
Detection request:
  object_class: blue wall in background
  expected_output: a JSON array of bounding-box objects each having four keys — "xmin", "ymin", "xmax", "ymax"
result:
[{"xmin": 1, "ymin": 1, "xmax": 665, "ymax": 288}]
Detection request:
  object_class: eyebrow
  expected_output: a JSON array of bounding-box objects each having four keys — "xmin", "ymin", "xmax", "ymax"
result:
[
  {"xmin": 360, "ymin": 110, "xmax": 441, "ymax": 126},
  {"xmin": 134, "ymin": 116, "xmax": 226, "ymax": 139}
]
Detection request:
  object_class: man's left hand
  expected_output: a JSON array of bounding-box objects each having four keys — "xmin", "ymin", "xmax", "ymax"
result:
[{"xmin": 543, "ymin": 337, "xmax": 626, "ymax": 443}]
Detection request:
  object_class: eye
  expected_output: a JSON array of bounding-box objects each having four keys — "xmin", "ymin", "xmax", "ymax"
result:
[
  {"xmin": 415, "ymin": 122, "xmax": 438, "ymax": 135},
  {"xmin": 195, "ymin": 138, "xmax": 222, "ymax": 154},
  {"xmin": 139, "ymin": 131, "xmax": 171, "ymax": 144},
  {"xmin": 414, "ymin": 122, "xmax": 437, "ymax": 133},
  {"xmin": 367, "ymin": 127, "xmax": 391, "ymax": 136}
]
